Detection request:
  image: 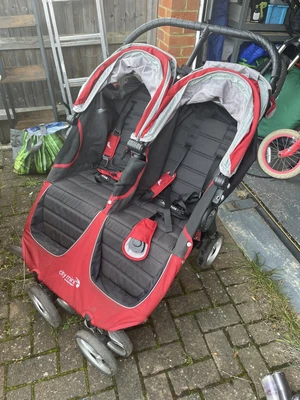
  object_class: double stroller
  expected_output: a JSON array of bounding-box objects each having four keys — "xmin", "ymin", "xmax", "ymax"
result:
[{"xmin": 18, "ymin": 19, "xmax": 280, "ymax": 375}]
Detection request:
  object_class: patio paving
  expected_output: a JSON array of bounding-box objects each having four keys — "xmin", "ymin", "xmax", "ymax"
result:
[{"xmin": 0, "ymin": 148, "xmax": 300, "ymax": 400}]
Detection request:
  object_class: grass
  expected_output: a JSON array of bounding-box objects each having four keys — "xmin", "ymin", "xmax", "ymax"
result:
[
  {"xmin": 23, "ymin": 177, "xmax": 42, "ymax": 188},
  {"xmin": 245, "ymin": 254, "xmax": 300, "ymax": 352}
]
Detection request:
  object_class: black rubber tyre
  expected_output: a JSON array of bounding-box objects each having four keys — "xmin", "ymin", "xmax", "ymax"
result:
[
  {"xmin": 8, "ymin": 245, "xmax": 23, "ymax": 259},
  {"xmin": 197, "ymin": 233, "xmax": 224, "ymax": 267},
  {"xmin": 272, "ymin": 54, "xmax": 289, "ymax": 99},
  {"xmin": 28, "ymin": 285, "xmax": 61, "ymax": 328},
  {"xmin": 76, "ymin": 330, "xmax": 118, "ymax": 376},
  {"xmin": 107, "ymin": 330, "xmax": 133, "ymax": 357}
]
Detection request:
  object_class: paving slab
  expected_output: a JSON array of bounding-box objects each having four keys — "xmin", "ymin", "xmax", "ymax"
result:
[
  {"xmin": 144, "ymin": 373, "xmax": 173, "ymax": 400},
  {"xmin": 1, "ymin": 150, "xmax": 300, "ymax": 400},
  {"xmin": 168, "ymin": 359, "xmax": 220, "ymax": 396},
  {"xmin": 34, "ymin": 371, "xmax": 87, "ymax": 400}
]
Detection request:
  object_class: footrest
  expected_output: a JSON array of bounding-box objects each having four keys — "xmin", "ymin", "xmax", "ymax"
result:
[{"xmin": 122, "ymin": 218, "xmax": 157, "ymax": 261}]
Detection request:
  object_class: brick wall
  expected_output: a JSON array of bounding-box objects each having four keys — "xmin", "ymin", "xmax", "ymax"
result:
[{"xmin": 157, "ymin": 0, "xmax": 201, "ymax": 65}]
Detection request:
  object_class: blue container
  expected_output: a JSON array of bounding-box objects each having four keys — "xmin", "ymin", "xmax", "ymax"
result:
[{"xmin": 265, "ymin": 5, "xmax": 289, "ymax": 24}]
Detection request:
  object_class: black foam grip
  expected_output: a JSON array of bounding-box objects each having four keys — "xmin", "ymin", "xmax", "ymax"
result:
[{"xmin": 124, "ymin": 18, "xmax": 280, "ymax": 92}]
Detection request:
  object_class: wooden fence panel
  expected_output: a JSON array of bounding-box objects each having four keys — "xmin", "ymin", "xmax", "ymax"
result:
[{"xmin": 0, "ymin": 0, "xmax": 156, "ymax": 111}]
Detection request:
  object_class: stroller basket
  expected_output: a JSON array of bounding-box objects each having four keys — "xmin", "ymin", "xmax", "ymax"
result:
[{"xmin": 20, "ymin": 19, "xmax": 280, "ymax": 376}]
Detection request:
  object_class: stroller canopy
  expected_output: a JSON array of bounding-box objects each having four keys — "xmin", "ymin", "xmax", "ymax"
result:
[
  {"xmin": 137, "ymin": 62, "xmax": 271, "ymax": 177},
  {"xmin": 73, "ymin": 44, "xmax": 177, "ymax": 138}
]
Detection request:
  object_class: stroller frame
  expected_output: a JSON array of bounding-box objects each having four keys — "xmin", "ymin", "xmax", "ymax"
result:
[{"xmin": 15, "ymin": 19, "xmax": 281, "ymax": 376}]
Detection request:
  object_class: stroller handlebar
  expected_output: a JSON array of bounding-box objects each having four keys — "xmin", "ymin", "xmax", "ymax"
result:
[{"xmin": 124, "ymin": 18, "xmax": 280, "ymax": 93}]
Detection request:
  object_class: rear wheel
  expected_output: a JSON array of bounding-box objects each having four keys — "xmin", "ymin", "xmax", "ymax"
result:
[
  {"xmin": 197, "ymin": 233, "xmax": 224, "ymax": 267},
  {"xmin": 28, "ymin": 285, "xmax": 61, "ymax": 328},
  {"xmin": 258, "ymin": 129, "xmax": 300, "ymax": 179},
  {"xmin": 107, "ymin": 330, "xmax": 133, "ymax": 357},
  {"xmin": 76, "ymin": 330, "xmax": 117, "ymax": 376}
]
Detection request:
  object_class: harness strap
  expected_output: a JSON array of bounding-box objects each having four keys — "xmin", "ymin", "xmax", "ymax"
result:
[
  {"xmin": 102, "ymin": 100, "xmax": 135, "ymax": 163},
  {"xmin": 140, "ymin": 136, "xmax": 194, "ymax": 202},
  {"xmin": 95, "ymin": 168, "xmax": 122, "ymax": 184},
  {"xmin": 202, "ymin": 124, "xmax": 235, "ymax": 191}
]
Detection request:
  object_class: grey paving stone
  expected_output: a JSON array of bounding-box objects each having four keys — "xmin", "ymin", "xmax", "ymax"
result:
[
  {"xmin": 175, "ymin": 315, "xmax": 209, "ymax": 359},
  {"xmin": 138, "ymin": 342, "xmax": 186, "ymax": 376},
  {"xmin": 177, "ymin": 261, "xmax": 203, "ymax": 292},
  {"xmin": 87, "ymin": 390, "xmax": 116, "ymax": 400},
  {"xmin": 116, "ymin": 356, "xmax": 143, "ymax": 400},
  {"xmin": 218, "ymin": 267, "xmax": 249, "ymax": 286},
  {"xmin": 33, "ymin": 315, "xmax": 57, "ymax": 354},
  {"xmin": 144, "ymin": 373, "xmax": 173, "ymax": 400},
  {"xmin": 227, "ymin": 284, "xmax": 253, "ymax": 304},
  {"xmin": 0, "ymin": 366, "xmax": 4, "ymax": 400},
  {"xmin": 165, "ymin": 278, "xmax": 184, "ymax": 297},
  {"xmin": 0, "ymin": 335, "xmax": 31, "ymax": 363},
  {"xmin": 8, "ymin": 299, "xmax": 31, "ymax": 336},
  {"xmin": 238, "ymin": 345, "xmax": 269, "ymax": 397},
  {"xmin": 6, "ymin": 385, "xmax": 32, "ymax": 400},
  {"xmin": 281, "ymin": 366, "xmax": 300, "ymax": 392},
  {"xmin": 260, "ymin": 341, "xmax": 297, "ymax": 367},
  {"xmin": 128, "ymin": 325, "xmax": 156, "ymax": 351},
  {"xmin": 205, "ymin": 330, "xmax": 242, "ymax": 377},
  {"xmin": 203, "ymin": 378, "xmax": 256, "ymax": 400},
  {"xmin": 213, "ymin": 251, "xmax": 242, "ymax": 270},
  {"xmin": 0, "ymin": 289, "xmax": 8, "ymax": 307},
  {"xmin": 34, "ymin": 371, "xmax": 87, "ymax": 400},
  {"xmin": 7, "ymin": 353, "xmax": 57, "ymax": 387},
  {"xmin": 11, "ymin": 279, "xmax": 34, "ymax": 298},
  {"xmin": 168, "ymin": 359, "xmax": 220, "ymax": 396},
  {"xmin": 197, "ymin": 304, "xmax": 240, "ymax": 332},
  {"xmin": 201, "ymin": 270, "xmax": 230, "ymax": 305},
  {"xmin": 151, "ymin": 301, "xmax": 178, "ymax": 344},
  {"xmin": 248, "ymin": 321, "xmax": 279, "ymax": 345},
  {"xmin": 0, "ymin": 302, "xmax": 7, "ymax": 320},
  {"xmin": 226, "ymin": 324, "xmax": 250, "ymax": 347},
  {"xmin": 15, "ymin": 194, "xmax": 32, "ymax": 214},
  {"xmin": 168, "ymin": 290, "xmax": 210, "ymax": 316},
  {"xmin": 87, "ymin": 363, "xmax": 113, "ymax": 392},
  {"xmin": 180, "ymin": 394, "xmax": 201, "ymax": 400},
  {"xmin": 58, "ymin": 324, "xmax": 83, "ymax": 372},
  {"xmin": 237, "ymin": 302, "xmax": 263, "ymax": 324}
]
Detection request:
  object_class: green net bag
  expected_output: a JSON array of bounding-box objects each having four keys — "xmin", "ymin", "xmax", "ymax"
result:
[{"xmin": 14, "ymin": 122, "xmax": 69, "ymax": 175}]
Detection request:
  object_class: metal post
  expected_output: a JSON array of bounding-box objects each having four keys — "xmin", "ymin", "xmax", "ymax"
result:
[
  {"xmin": 42, "ymin": 0, "xmax": 69, "ymax": 112},
  {"xmin": 47, "ymin": 0, "xmax": 74, "ymax": 111},
  {"xmin": 95, "ymin": 0, "xmax": 109, "ymax": 59},
  {"xmin": 0, "ymin": 85, "xmax": 14, "ymax": 127},
  {"xmin": 33, "ymin": 0, "xmax": 58, "ymax": 121}
]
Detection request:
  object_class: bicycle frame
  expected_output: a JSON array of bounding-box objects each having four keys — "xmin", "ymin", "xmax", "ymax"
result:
[{"xmin": 279, "ymin": 136, "xmax": 300, "ymax": 157}]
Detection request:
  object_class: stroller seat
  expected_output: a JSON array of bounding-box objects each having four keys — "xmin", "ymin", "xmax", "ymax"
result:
[
  {"xmin": 91, "ymin": 100, "xmax": 238, "ymax": 307},
  {"xmin": 32, "ymin": 80, "xmax": 151, "ymax": 254}
]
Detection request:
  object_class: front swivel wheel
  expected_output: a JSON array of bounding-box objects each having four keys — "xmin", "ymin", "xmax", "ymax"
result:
[
  {"xmin": 28, "ymin": 285, "xmax": 61, "ymax": 328},
  {"xmin": 75, "ymin": 330, "xmax": 118, "ymax": 376},
  {"xmin": 197, "ymin": 233, "xmax": 224, "ymax": 267}
]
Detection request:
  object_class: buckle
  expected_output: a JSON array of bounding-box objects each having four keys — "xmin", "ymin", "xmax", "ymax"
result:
[
  {"xmin": 101, "ymin": 155, "xmax": 109, "ymax": 168},
  {"xmin": 113, "ymin": 128, "xmax": 121, "ymax": 136},
  {"xmin": 126, "ymin": 139, "xmax": 145, "ymax": 157}
]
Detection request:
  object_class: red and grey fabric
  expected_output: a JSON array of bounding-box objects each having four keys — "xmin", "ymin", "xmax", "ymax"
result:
[
  {"xmin": 136, "ymin": 62, "xmax": 271, "ymax": 177},
  {"xmin": 102, "ymin": 100, "xmax": 136, "ymax": 162},
  {"xmin": 74, "ymin": 44, "xmax": 177, "ymax": 138}
]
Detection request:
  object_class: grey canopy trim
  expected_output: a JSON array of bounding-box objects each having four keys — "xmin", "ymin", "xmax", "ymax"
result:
[
  {"xmin": 138, "ymin": 68, "xmax": 270, "ymax": 177},
  {"xmin": 73, "ymin": 45, "xmax": 177, "ymax": 134},
  {"xmin": 203, "ymin": 61, "xmax": 272, "ymax": 119}
]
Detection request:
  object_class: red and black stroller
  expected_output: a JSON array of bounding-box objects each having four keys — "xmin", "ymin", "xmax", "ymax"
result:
[{"xmin": 18, "ymin": 19, "xmax": 280, "ymax": 376}]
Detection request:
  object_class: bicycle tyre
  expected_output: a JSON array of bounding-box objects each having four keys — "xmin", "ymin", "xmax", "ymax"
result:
[{"xmin": 257, "ymin": 129, "xmax": 300, "ymax": 179}]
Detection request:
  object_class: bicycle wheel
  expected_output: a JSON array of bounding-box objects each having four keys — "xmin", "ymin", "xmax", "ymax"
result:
[{"xmin": 258, "ymin": 129, "xmax": 300, "ymax": 179}]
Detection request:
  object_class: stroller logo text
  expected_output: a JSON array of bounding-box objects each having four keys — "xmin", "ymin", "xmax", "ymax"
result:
[{"xmin": 59, "ymin": 270, "xmax": 80, "ymax": 288}]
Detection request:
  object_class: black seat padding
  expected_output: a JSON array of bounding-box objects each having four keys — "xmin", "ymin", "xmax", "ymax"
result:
[
  {"xmin": 31, "ymin": 85, "xmax": 151, "ymax": 254},
  {"xmin": 91, "ymin": 102, "xmax": 238, "ymax": 307}
]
